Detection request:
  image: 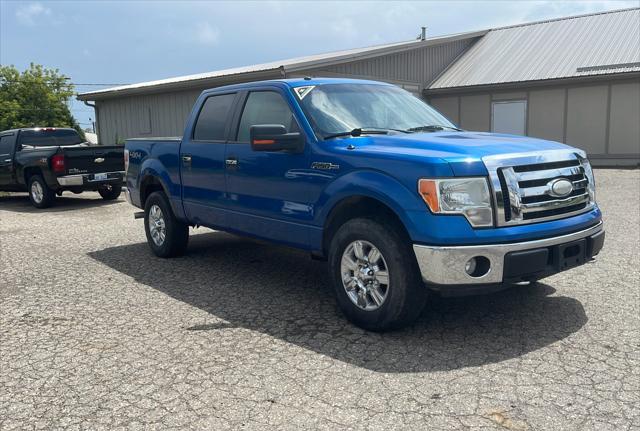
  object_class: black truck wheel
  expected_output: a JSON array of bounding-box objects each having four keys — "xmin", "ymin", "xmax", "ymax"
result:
[
  {"xmin": 98, "ymin": 184, "xmax": 122, "ymax": 200},
  {"xmin": 144, "ymin": 191, "xmax": 189, "ymax": 258},
  {"xmin": 328, "ymin": 217, "xmax": 427, "ymax": 331},
  {"xmin": 28, "ymin": 175, "xmax": 55, "ymax": 208}
]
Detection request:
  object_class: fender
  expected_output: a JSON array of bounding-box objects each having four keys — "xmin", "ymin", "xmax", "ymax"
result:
[
  {"xmin": 138, "ymin": 158, "xmax": 186, "ymax": 220},
  {"xmin": 16, "ymin": 156, "xmax": 58, "ymax": 188},
  {"xmin": 314, "ymin": 169, "xmax": 440, "ymax": 239}
]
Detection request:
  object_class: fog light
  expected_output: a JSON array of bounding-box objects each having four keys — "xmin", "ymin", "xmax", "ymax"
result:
[
  {"xmin": 465, "ymin": 258, "xmax": 477, "ymax": 275},
  {"xmin": 465, "ymin": 256, "xmax": 491, "ymax": 278}
]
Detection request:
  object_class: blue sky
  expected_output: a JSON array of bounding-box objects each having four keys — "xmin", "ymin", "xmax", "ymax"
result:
[{"xmin": 1, "ymin": 0, "xmax": 638, "ymax": 129}]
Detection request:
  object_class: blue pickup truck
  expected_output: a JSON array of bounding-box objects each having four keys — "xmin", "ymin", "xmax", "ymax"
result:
[{"xmin": 125, "ymin": 78, "xmax": 604, "ymax": 331}]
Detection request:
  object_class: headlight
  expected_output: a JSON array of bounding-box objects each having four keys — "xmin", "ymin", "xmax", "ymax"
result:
[
  {"xmin": 578, "ymin": 156, "xmax": 596, "ymax": 203},
  {"xmin": 418, "ymin": 178, "xmax": 493, "ymax": 227}
]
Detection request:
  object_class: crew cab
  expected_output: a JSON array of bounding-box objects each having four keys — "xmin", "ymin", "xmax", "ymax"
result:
[
  {"xmin": 125, "ymin": 78, "xmax": 604, "ymax": 331},
  {"xmin": 0, "ymin": 128, "xmax": 124, "ymax": 208}
]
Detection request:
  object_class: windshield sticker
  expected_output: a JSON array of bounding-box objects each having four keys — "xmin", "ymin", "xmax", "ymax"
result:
[{"xmin": 294, "ymin": 86, "xmax": 315, "ymax": 100}]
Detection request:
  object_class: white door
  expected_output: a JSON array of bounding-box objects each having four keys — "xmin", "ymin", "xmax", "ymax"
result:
[{"xmin": 492, "ymin": 100, "xmax": 527, "ymax": 135}]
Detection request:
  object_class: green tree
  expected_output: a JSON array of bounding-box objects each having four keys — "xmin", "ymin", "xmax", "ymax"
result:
[{"xmin": 0, "ymin": 63, "xmax": 84, "ymax": 138}]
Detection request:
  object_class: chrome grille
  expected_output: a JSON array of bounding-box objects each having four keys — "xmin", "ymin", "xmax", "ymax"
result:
[{"xmin": 483, "ymin": 150, "xmax": 596, "ymax": 226}]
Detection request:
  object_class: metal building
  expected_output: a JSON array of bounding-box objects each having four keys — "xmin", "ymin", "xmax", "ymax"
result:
[{"xmin": 78, "ymin": 8, "xmax": 640, "ymax": 165}]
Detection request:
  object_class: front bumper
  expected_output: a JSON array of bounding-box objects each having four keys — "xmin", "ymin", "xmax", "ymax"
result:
[
  {"xmin": 57, "ymin": 171, "xmax": 125, "ymax": 187},
  {"xmin": 413, "ymin": 221, "xmax": 604, "ymax": 286}
]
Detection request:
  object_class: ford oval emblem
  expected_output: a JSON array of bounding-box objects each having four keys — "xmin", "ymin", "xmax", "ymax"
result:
[
  {"xmin": 548, "ymin": 178, "xmax": 573, "ymax": 198},
  {"xmin": 94, "ymin": 157, "xmax": 105, "ymax": 163}
]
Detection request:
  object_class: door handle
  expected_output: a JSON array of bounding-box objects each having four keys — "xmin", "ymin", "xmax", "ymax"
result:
[
  {"xmin": 181, "ymin": 155, "xmax": 192, "ymax": 167},
  {"xmin": 225, "ymin": 158, "xmax": 238, "ymax": 167}
]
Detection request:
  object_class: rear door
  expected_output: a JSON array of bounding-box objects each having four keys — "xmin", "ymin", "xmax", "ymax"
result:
[
  {"xmin": 0, "ymin": 132, "xmax": 17, "ymax": 188},
  {"xmin": 223, "ymin": 87, "xmax": 312, "ymax": 249},
  {"xmin": 179, "ymin": 91, "xmax": 238, "ymax": 226}
]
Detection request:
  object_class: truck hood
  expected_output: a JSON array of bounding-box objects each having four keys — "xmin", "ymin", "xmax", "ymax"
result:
[{"xmin": 338, "ymin": 131, "xmax": 576, "ymax": 175}]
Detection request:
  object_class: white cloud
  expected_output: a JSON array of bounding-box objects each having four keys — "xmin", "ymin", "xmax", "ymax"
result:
[
  {"xmin": 195, "ymin": 22, "xmax": 220, "ymax": 45},
  {"xmin": 15, "ymin": 2, "xmax": 52, "ymax": 26},
  {"xmin": 329, "ymin": 17, "xmax": 359, "ymax": 42}
]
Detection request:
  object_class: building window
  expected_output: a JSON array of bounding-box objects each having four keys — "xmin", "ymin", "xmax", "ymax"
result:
[{"xmin": 491, "ymin": 100, "xmax": 527, "ymax": 135}]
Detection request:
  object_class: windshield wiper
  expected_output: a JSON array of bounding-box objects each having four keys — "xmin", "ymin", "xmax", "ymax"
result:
[
  {"xmin": 323, "ymin": 127, "xmax": 409, "ymax": 140},
  {"xmin": 406, "ymin": 125, "xmax": 462, "ymax": 132}
]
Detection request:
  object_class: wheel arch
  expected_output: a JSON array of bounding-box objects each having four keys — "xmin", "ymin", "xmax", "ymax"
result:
[
  {"xmin": 322, "ymin": 195, "xmax": 411, "ymax": 258},
  {"xmin": 315, "ymin": 170, "xmax": 425, "ymax": 256},
  {"xmin": 139, "ymin": 174, "xmax": 168, "ymax": 207},
  {"xmin": 23, "ymin": 166, "xmax": 43, "ymax": 185}
]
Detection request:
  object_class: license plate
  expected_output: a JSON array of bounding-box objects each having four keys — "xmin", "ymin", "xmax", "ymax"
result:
[{"xmin": 94, "ymin": 173, "xmax": 108, "ymax": 181}]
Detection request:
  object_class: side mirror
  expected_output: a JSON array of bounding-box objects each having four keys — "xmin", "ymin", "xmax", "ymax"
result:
[{"xmin": 249, "ymin": 125, "xmax": 303, "ymax": 153}]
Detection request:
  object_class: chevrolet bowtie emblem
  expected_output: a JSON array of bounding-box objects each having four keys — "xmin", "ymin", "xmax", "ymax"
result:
[{"xmin": 94, "ymin": 157, "xmax": 105, "ymax": 163}]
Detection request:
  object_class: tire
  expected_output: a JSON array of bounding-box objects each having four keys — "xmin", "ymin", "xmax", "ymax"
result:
[
  {"xmin": 328, "ymin": 217, "xmax": 427, "ymax": 331},
  {"xmin": 144, "ymin": 191, "xmax": 189, "ymax": 258},
  {"xmin": 28, "ymin": 174, "xmax": 55, "ymax": 208},
  {"xmin": 98, "ymin": 184, "xmax": 122, "ymax": 200}
]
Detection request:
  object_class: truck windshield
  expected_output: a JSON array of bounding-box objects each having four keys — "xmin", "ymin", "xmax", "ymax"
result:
[
  {"xmin": 297, "ymin": 83, "xmax": 457, "ymax": 139},
  {"xmin": 20, "ymin": 129, "xmax": 83, "ymax": 147}
]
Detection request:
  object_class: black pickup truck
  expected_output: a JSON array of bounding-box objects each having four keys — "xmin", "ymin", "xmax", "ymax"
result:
[{"xmin": 0, "ymin": 128, "xmax": 125, "ymax": 208}]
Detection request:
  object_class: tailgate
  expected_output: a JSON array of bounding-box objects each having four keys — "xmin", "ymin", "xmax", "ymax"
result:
[{"xmin": 62, "ymin": 146, "xmax": 124, "ymax": 175}]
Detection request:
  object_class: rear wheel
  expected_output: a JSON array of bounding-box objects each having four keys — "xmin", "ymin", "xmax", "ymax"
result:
[
  {"xmin": 144, "ymin": 191, "xmax": 189, "ymax": 257},
  {"xmin": 328, "ymin": 217, "xmax": 427, "ymax": 331},
  {"xmin": 28, "ymin": 175, "xmax": 55, "ymax": 208},
  {"xmin": 98, "ymin": 184, "xmax": 122, "ymax": 200}
]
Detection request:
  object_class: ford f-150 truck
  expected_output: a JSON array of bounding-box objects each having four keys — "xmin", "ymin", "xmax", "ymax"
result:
[
  {"xmin": 0, "ymin": 128, "xmax": 124, "ymax": 208},
  {"xmin": 125, "ymin": 78, "xmax": 604, "ymax": 331}
]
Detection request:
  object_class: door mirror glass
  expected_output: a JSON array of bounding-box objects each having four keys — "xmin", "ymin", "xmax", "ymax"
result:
[{"xmin": 250, "ymin": 125, "xmax": 303, "ymax": 152}]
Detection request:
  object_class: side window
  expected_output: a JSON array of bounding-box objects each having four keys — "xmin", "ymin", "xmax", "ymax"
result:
[
  {"xmin": 0, "ymin": 135, "xmax": 15, "ymax": 156},
  {"xmin": 236, "ymin": 91, "xmax": 299, "ymax": 142},
  {"xmin": 193, "ymin": 93, "xmax": 236, "ymax": 141}
]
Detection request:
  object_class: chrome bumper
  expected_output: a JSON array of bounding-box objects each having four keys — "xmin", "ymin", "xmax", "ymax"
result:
[
  {"xmin": 413, "ymin": 222, "xmax": 604, "ymax": 285},
  {"xmin": 57, "ymin": 171, "xmax": 125, "ymax": 187}
]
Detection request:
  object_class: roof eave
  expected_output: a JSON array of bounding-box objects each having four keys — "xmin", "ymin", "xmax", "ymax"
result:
[
  {"xmin": 77, "ymin": 68, "xmax": 284, "ymax": 101},
  {"xmin": 424, "ymin": 71, "xmax": 640, "ymax": 95}
]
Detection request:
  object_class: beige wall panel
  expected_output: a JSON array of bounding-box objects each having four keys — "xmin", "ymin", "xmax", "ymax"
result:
[
  {"xmin": 96, "ymin": 90, "xmax": 201, "ymax": 144},
  {"xmin": 566, "ymin": 85, "xmax": 608, "ymax": 154},
  {"xmin": 430, "ymin": 97, "xmax": 459, "ymax": 124},
  {"xmin": 492, "ymin": 91, "xmax": 527, "ymax": 101},
  {"xmin": 609, "ymin": 81, "xmax": 640, "ymax": 154},
  {"xmin": 528, "ymin": 88, "xmax": 565, "ymax": 142},
  {"xmin": 460, "ymin": 94, "xmax": 490, "ymax": 131}
]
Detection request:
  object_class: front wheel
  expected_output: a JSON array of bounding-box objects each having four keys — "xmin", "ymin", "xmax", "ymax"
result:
[
  {"xmin": 144, "ymin": 191, "xmax": 189, "ymax": 258},
  {"xmin": 98, "ymin": 184, "xmax": 122, "ymax": 200},
  {"xmin": 328, "ymin": 217, "xmax": 427, "ymax": 331},
  {"xmin": 28, "ymin": 175, "xmax": 55, "ymax": 208}
]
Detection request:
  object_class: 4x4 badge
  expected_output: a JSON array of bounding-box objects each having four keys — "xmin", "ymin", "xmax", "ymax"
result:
[{"xmin": 311, "ymin": 162, "xmax": 339, "ymax": 170}]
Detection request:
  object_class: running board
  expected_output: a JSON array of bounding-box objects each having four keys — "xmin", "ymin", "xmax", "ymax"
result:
[{"xmin": 134, "ymin": 211, "xmax": 145, "ymax": 219}]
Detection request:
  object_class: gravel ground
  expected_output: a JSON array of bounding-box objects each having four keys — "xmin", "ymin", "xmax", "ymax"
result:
[{"xmin": 0, "ymin": 169, "xmax": 638, "ymax": 430}]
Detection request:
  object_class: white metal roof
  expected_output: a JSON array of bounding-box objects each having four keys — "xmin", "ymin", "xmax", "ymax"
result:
[
  {"xmin": 429, "ymin": 8, "xmax": 640, "ymax": 90},
  {"xmin": 77, "ymin": 30, "xmax": 485, "ymax": 100}
]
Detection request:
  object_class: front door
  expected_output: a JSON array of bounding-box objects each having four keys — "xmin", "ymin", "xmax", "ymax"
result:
[
  {"xmin": 224, "ymin": 89, "xmax": 312, "ymax": 249},
  {"xmin": 0, "ymin": 133, "xmax": 17, "ymax": 189},
  {"xmin": 179, "ymin": 92, "xmax": 237, "ymax": 227}
]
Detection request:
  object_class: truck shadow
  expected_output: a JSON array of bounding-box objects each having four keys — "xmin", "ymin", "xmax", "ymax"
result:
[
  {"xmin": 0, "ymin": 193, "xmax": 122, "ymax": 213},
  {"xmin": 88, "ymin": 231, "xmax": 588, "ymax": 373}
]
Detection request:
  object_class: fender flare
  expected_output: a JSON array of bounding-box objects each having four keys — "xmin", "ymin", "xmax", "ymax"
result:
[
  {"xmin": 315, "ymin": 170, "xmax": 426, "ymax": 234},
  {"xmin": 138, "ymin": 159, "xmax": 185, "ymax": 219}
]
